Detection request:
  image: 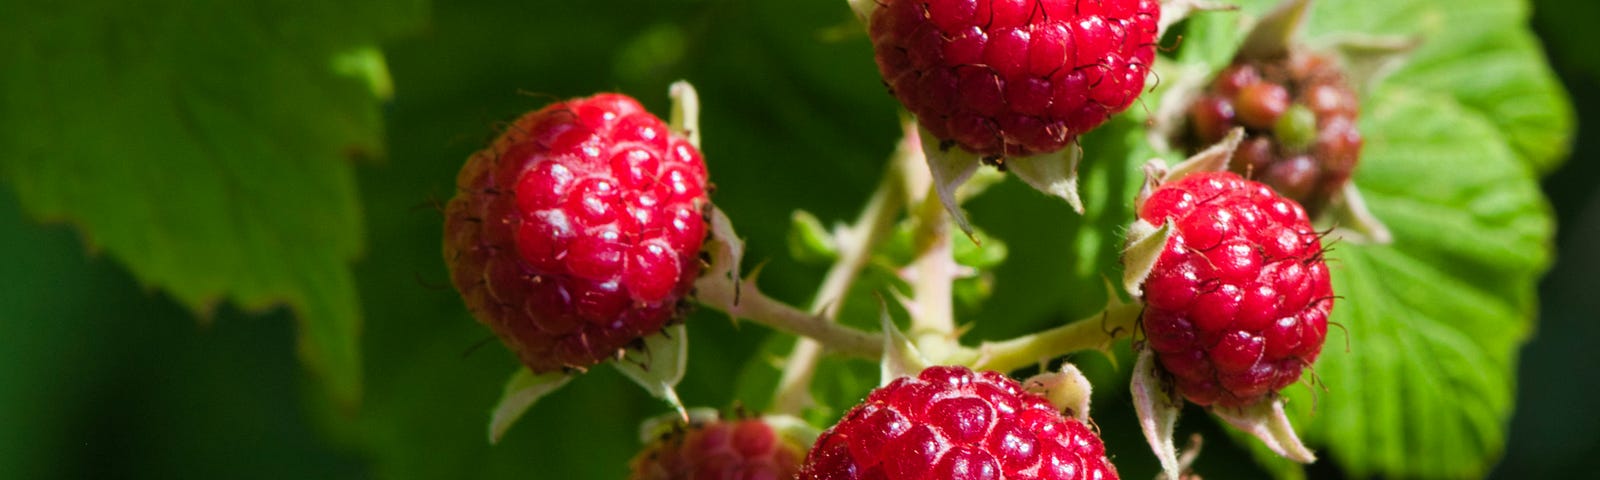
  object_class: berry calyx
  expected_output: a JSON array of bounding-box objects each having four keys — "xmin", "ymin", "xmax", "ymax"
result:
[
  {"xmin": 870, "ymin": 0, "xmax": 1160, "ymax": 158},
  {"xmin": 1137, "ymin": 171, "xmax": 1331, "ymax": 408},
  {"xmin": 443, "ymin": 93, "xmax": 711, "ymax": 373},
  {"xmin": 798, "ymin": 365, "xmax": 1119, "ymax": 480},
  {"xmin": 1184, "ymin": 52, "xmax": 1363, "ymax": 215},
  {"xmin": 630, "ymin": 416, "xmax": 805, "ymax": 480}
]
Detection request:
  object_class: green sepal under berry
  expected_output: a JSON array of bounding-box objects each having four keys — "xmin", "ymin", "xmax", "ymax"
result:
[
  {"xmin": 1022, "ymin": 362, "xmax": 1095, "ymax": 421},
  {"xmin": 877, "ymin": 300, "xmax": 931, "ymax": 386},
  {"xmin": 1131, "ymin": 348, "xmax": 1184, "ymax": 480},
  {"xmin": 489, "ymin": 368, "xmax": 574, "ymax": 444},
  {"xmin": 614, "ymin": 324, "xmax": 691, "ymax": 422},
  {"xmin": 486, "ymin": 323, "xmax": 691, "ymax": 443}
]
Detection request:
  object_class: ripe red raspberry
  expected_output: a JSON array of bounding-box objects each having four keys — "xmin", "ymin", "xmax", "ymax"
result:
[
  {"xmin": 443, "ymin": 93, "xmax": 710, "ymax": 373},
  {"xmin": 1137, "ymin": 172, "xmax": 1331, "ymax": 408},
  {"xmin": 798, "ymin": 366, "xmax": 1119, "ymax": 480},
  {"xmin": 630, "ymin": 416, "xmax": 805, "ymax": 480},
  {"xmin": 869, "ymin": 0, "xmax": 1160, "ymax": 158},
  {"xmin": 1185, "ymin": 52, "xmax": 1362, "ymax": 215}
]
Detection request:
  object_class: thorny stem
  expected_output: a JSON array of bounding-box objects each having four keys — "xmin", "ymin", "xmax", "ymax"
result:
[
  {"xmin": 697, "ymin": 276, "xmax": 884, "ymax": 360},
  {"xmin": 771, "ymin": 135, "xmax": 912, "ymax": 415},
  {"xmin": 970, "ymin": 299, "xmax": 1143, "ymax": 374},
  {"xmin": 906, "ymin": 183, "xmax": 958, "ymax": 345}
]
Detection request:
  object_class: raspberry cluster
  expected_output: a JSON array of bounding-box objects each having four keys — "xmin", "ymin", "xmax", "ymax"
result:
[
  {"xmin": 1186, "ymin": 52, "xmax": 1362, "ymax": 215},
  {"xmin": 870, "ymin": 0, "xmax": 1160, "ymax": 157},
  {"xmin": 443, "ymin": 93, "xmax": 710, "ymax": 373},
  {"xmin": 1138, "ymin": 172, "xmax": 1332, "ymax": 407},
  {"xmin": 630, "ymin": 417, "xmax": 804, "ymax": 480},
  {"xmin": 799, "ymin": 365, "xmax": 1119, "ymax": 480}
]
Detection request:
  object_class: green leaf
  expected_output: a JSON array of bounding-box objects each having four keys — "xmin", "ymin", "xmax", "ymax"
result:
[
  {"xmin": 1314, "ymin": 0, "xmax": 1572, "ymax": 173},
  {"xmin": 1380, "ymin": 25, "xmax": 1574, "ymax": 173},
  {"xmin": 1272, "ymin": 87, "xmax": 1548, "ymax": 478},
  {"xmin": 952, "ymin": 224, "xmax": 1009, "ymax": 270},
  {"xmin": 787, "ymin": 209, "xmax": 839, "ymax": 265},
  {"xmin": 0, "ymin": 0, "xmax": 424, "ymax": 404}
]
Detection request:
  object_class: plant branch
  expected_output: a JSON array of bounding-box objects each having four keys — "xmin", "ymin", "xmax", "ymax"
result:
[
  {"xmin": 697, "ymin": 276, "xmax": 885, "ymax": 360},
  {"xmin": 906, "ymin": 183, "xmax": 957, "ymax": 339},
  {"xmin": 772, "ymin": 134, "xmax": 912, "ymax": 415},
  {"xmin": 970, "ymin": 298, "xmax": 1143, "ymax": 373}
]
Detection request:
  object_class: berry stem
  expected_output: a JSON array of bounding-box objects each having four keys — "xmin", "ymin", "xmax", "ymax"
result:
[
  {"xmin": 906, "ymin": 183, "xmax": 958, "ymax": 341},
  {"xmin": 698, "ymin": 278, "xmax": 885, "ymax": 359},
  {"xmin": 772, "ymin": 152, "xmax": 909, "ymax": 415},
  {"xmin": 969, "ymin": 298, "xmax": 1142, "ymax": 373}
]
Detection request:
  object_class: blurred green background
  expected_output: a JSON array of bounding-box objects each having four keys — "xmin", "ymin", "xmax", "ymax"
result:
[{"xmin": 1, "ymin": 0, "xmax": 1594, "ymax": 478}]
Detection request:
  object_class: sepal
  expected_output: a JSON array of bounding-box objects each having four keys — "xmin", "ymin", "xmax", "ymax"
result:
[
  {"xmin": 668, "ymin": 80, "xmax": 701, "ymax": 148},
  {"xmin": 614, "ymin": 324, "xmax": 691, "ymax": 421},
  {"xmin": 1158, "ymin": 0, "xmax": 1239, "ymax": 40},
  {"xmin": 1326, "ymin": 181, "xmax": 1393, "ymax": 244},
  {"xmin": 1023, "ymin": 363, "xmax": 1094, "ymax": 421},
  {"xmin": 1122, "ymin": 220, "xmax": 1174, "ymax": 298},
  {"xmin": 1131, "ymin": 349, "xmax": 1185, "ymax": 480},
  {"xmin": 918, "ymin": 124, "xmax": 983, "ymax": 237},
  {"xmin": 878, "ymin": 300, "xmax": 930, "ymax": 386},
  {"xmin": 488, "ymin": 368, "xmax": 574, "ymax": 444},
  {"xmin": 1007, "ymin": 145, "xmax": 1086, "ymax": 213},
  {"xmin": 1212, "ymin": 397, "xmax": 1317, "ymax": 463},
  {"xmin": 1237, "ymin": 0, "xmax": 1314, "ymax": 61}
]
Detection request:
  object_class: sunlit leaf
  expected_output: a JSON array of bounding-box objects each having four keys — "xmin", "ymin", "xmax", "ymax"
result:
[{"xmin": 0, "ymin": 0, "xmax": 425, "ymax": 404}]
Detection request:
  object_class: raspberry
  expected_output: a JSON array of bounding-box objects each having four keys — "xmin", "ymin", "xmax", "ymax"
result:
[
  {"xmin": 1185, "ymin": 52, "xmax": 1362, "ymax": 215},
  {"xmin": 443, "ymin": 93, "xmax": 711, "ymax": 373},
  {"xmin": 869, "ymin": 0, "xmax": 1160, "ymax": 157},
  {"xmin": 631, "ymin": 416, "xmax": 805, "ymax": 480},
  {"xmin": 797, "ymin": 365, "xmax": 1119, "ymax": 480},
  {"xmin": 1137, "ymin": 172, "xmax": 1331, "ymax": 408}
]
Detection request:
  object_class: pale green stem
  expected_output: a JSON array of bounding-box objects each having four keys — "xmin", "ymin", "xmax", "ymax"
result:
[
  {"xmin": 771, "ymin": 144, "xmax": 910, "ymax": 415},
  {"xmin": 697, "ymin": 276, "xmax": 884, "ymax": 360},
  {"xmin": 907, "ymin": 183, "xmax": 957, "ymax": 340},
  {"xmin": 970, "ymin": 300, "xmax": 1143, "ymax": 373}
]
